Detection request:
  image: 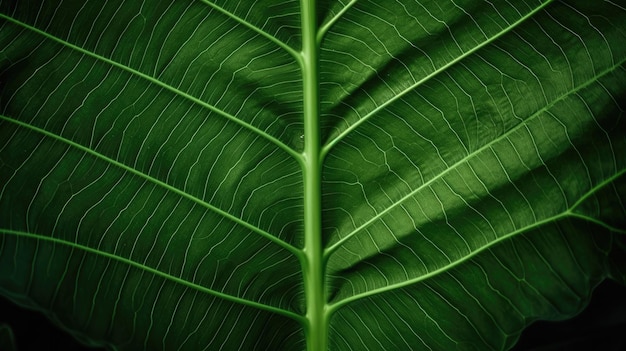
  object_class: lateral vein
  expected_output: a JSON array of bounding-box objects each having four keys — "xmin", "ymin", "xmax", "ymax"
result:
[
  {"xmin": 322, "ymin": 0, "xmax": 555, "ymax": 156},
  {"xmin": 0, "ymin": 14, "xmax": 301, "ymax": 161},
  {"xmin": 0, "ymin": 228, "xmax": 305, "ymax": 323},
  {"xmin": 324, "ymin": 57, "xmax": 626, "ymax": 256},
  {"xmin": 199, "ymin": 0, "xmax": 301, "ymax": 59},
  {"xmin": 0, "ymin": 114, "xmax": 300, "ymax": 256}
]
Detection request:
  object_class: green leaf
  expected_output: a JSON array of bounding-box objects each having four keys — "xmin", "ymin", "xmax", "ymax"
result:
[{"xmin": 1, "ymin": 0, "xmax": 624, "ymax": 350}]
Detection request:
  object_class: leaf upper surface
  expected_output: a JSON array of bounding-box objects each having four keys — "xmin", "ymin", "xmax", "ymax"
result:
[{"xmin": 1, "ymin": 0, "xmax": 625, "ymax": 350}]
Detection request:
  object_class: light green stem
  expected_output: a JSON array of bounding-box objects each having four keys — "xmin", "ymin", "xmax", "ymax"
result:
[{"xmin": 300, "ymin": 0, "xmax": 329, "ymax": 350}]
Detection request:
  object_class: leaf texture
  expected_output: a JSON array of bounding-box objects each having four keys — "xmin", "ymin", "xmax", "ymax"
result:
[{"xmin": 1, "ymin": 0, "xmax": 625, "ymax": 350}]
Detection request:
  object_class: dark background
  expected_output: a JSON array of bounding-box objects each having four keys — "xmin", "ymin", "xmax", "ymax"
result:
[{"xmin": 1, "ymin": 280, "xmax": 625, "ymax": 350}]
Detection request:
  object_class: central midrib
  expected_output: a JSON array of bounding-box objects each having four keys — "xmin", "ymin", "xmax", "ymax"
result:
[{"xmin": 300, "ymin": 0, "xmax": 329, "ymax": 350}]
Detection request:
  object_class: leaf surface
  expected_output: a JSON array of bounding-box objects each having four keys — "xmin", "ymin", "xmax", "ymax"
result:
[{"xmin": 1, "ymin": 0, "xmax": 625, "ymax": 350}]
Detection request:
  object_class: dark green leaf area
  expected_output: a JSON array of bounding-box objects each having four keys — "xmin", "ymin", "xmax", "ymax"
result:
[
  {"xmin": 318, "ymin": 0, "xmax": 549, "ymax": 138},
  {"xmin": 206, "ymin": 0, "xmax": 303, "ymax": 47},
  {"xmin": 0, "ymin": 127, "xmax": 303, "ymax": 308},
  {"xmin": 322, "ymin": 0, "xmax": 626, "ymax": 252},
  {"xmin": 1, "ymin": 0, "xmax": 625, "ymax": 350},
  {"xmin": 572, "ymin": 172, "xmax": 626, "ymax": 231},
  {"xmin": 318, "ymin": 1, "xmax": 626, "ymax": 142},
  {"xmin": 329, "ymin": 221, "xmax": 623, "ymax": 351},
  {"xmin": 0, "ymin": 30, "xmax": 305, "ymax": 245},
  {"xmin": 0, "ymin": 234, "xmax": 303, "ymax": 350},
  {"xmin": 0, "ymin": 1, "xmax": 304, "ymax": 148}
]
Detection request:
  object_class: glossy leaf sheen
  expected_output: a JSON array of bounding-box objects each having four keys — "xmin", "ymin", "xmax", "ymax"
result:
[{"xmin": 1, "ymin": 0, "xmax": 625, "ymax": 350}]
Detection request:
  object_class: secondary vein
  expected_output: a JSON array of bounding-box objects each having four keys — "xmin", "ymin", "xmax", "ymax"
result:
[
  {"xmin": 324, "ymin": 57, "xmax": 626, "ymax": 257},
  {"xmin": 199, "ymin": 0, "xmax": 301, "ymax": 60},
  {"xmin": 0, "ymin": 114, "xmax": 300, "ymax": 256},
  {"xmin": 321, "ymin": 0, "xmax": 555, "ymax": 156},
  {"xmin": 0, "ymin": 14, "xmax": 302, "ymax": 161},
  {"xmin": 0, "ymin": 228, "xmax": 305, "ymax": 323}
]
